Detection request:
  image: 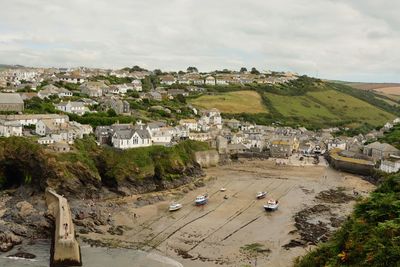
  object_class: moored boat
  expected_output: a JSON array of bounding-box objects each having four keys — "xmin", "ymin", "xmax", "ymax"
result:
[
  {"xmin": 264, "ymin": 199, "xmax": 279, "ymax": 211},
  {"xmin": 195, "ymin": 194, "xmax": 208, "ymax": 205},
  {"xmin": 169, "ymin": 202, "xmax": 182, "ymax": 211},
  {"xmin": 256, "ymin": 191, "xmax": 267, "ymax": 199}
]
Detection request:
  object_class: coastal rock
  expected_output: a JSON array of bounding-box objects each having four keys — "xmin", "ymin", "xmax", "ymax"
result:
[{"xmin": 0, "ymin": 231, "xmax": 22, "ymax": 252}]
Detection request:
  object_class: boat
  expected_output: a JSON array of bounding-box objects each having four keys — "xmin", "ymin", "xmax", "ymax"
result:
[
  {"xmin": 195, "ymin": 194, "xmax": 208, "ymax": 205},
  {"xmin": 256, "ymin": 191, "xmax": 267, "ymax": 199},
  {"xmin": 169, "ymin": 202, "xmax": 182, "ymax": 211},
  {"xmin": 264, "ymin": 199, "xmax": 279, "ymax": 211},
  {"xmin": 220, "ymin": 187, "xmax": 226, "ymax": 192}
]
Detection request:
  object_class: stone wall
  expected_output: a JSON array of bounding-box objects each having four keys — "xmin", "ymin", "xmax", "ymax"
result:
[
  {"xmin": 194, "ymin": 150, "xmax": 219, "ymax": 168},
  {"xmin": 328, "ymin": 156, "xmax": 375, "ymax": 176},
  {"xmin": 45, "ymin": 188, "xmax": 82, "ymax": 267}
]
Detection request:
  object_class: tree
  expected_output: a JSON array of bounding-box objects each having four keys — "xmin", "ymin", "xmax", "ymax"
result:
[
  {"xmin": 240, "ymin": 67, "xmax": 247, "ymax": 73},
  {"xmin": 107, "ymin": 109, "xmax": 117, "ymax": 117},
  {"xmin": 250, "ymin": 67, "xmax": 260, "ymax": 75},
  {"xmin": 187, "ymin": 66, "xmax": 198, "ymax": 73},
  {"xmin": 176, "ymin": 94, "xmax": 186, "ymax": 104},
  {"xmin": 153, "ymin": 69, "xmax": 162, "ymax": 76}
]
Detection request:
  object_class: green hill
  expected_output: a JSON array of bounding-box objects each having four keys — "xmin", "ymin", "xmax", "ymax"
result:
[{"xmin": 189, "ymin": 76, "xmax": 397, "ymax": 129}]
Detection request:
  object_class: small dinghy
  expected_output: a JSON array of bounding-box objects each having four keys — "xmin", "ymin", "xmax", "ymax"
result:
[
  {"xmin": 264, "ymin": 199, "xmax": 279, "ymax": 211},
  {"xmin": 220, "ymin": 187, "xmax": 226, "ymax": 192},
  {"xmin": 256, "ymin": 191, "xmax": 267, "ymax": 199},
  {"xmin": 195, "ymin": 194, "xmax": 208, "ymax": 205},
  {"xmin": 169, "ymin": 202, "xmax": 182, "ymax": 211}
]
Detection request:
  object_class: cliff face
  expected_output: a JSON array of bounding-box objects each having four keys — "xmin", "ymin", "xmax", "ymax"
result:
[{"xmin": 0, "ymin": 137, "xmax": 210, "ymax": 198}]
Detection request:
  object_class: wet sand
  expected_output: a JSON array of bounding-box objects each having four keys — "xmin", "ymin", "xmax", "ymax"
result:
[{"xmin": 84, "ymin": 158, "xmax": 375, "ymax": 266}]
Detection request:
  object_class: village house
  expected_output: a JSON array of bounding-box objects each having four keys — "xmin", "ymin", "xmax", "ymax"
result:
[
  {"xmin": 80, "ymin": 81, "xmax": 108, "ymax": 97},
  {"xmin": 131, "ymin": 79, "xmax": 142, "ymax": 91},
  {"xmin": 327, "ymin": 138, "xmax": 347, "ymax": 151},
  {"xmin": 0, "ymin": 114, "xmax": 68, "ymax": 127},
  {"xmin": 111, "ymin": 127, "xmax": 152, "ymax": 149},
  {"xmin": 38, "ymin": 84, "xmax": 73, "ymax": 99},
  {"xmin": 188, "ymin": 132, "xmax": 212, "ymax": 142},
  {"xmin": 59, "ymin": 74, "xmax": 85, "ymax": 84},
  {"xmin": 55, "ymin": 101, "xmax": 89, "ymax": 115},
  {"xmin": 380, "ymin": 157, "xmax": 400, "ymax": 173},
  {"xmin": 269, "ymin": 137, "xmax": 298, "ymax": 158},
  {"xmin": 179, "ymin": 119, "xmax": 198, "ymax": 131},
  {"xmin": 102, "ymin": 98, "xmax": 130, "ymax": 114},
  {"xmin": 205, "ymin": 76, "xmax": 216, "ymax": 85},
  {"xmin": 363, "ymin": 142, "xmax": 400, "ymax": 162},
  {"xmin": 160, "ymin": 75, "xmax": 176, "ymax": 86},
  {"xmin": 0, "ymin": 93, "xmax": 24, "ymax": 112},
  {"xmin": 36, "ymin": 119, "xmax": 92, "ymax": 144},
  {"xmin": 151, "ymin": 129, "xmax": 172, "ymax": 146},
  {"xmin": 0, "ymin": 120, "xmax": 22, "ymax": 137}
]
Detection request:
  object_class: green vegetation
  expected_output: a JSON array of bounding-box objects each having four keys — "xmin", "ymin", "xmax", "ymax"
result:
[
  {"xmin": 189, "ymin": 77, "xmax": 396, "ymax": 129},
  {"xmin": 24, "ymin": 96, "xmax": 59, "ymax": 114},
  {"xmin": 295, "ymin": 173, "xmax": 400, "ymax": 267},
  {"xmin": 92, "ymin": 75, "xmax": 132, "ymax": 85},
  {"xmin": 0, "ymin": 136, "xmax": 209, "ymax": 192},
  {"xmin": 378, "ymin": 125, "xmax": 400, "ymax": 149},
  {"xmin": 189, "ymin": 90, "xmax": 268, "ymax": 114},
  {"xmin": 98, "ymin": 139, "xmax": 209, "ymax": 184}
]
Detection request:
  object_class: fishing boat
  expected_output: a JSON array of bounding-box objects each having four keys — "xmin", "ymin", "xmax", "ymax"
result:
[
  {"xmin": 264, "ymin": 199, "xmax": 279, "ymax": 211},
  {"xmin": 195, "ymin": 194, "xmax": 208, "ymax": 205},
  {"xmin": 256, "ymin": 191, "xmax": 267, "ymax": 199},
  {"xmin": 169, "ymin": 202, "xmax": 182, "ymax": 211}
]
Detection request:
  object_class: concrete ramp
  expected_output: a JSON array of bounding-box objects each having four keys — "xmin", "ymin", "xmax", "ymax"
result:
[{"xmin": 45, "ymin": 188, "xmax": 82, "ymax": 266}]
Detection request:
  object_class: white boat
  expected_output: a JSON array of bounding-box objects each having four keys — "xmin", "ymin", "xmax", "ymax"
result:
[
  {"xmin": 195, "ymin": 194, "xmax": 208, "ymax": 205},
  {"xmin": 220, "ymin": 187, "xmax": 226, "ymax": 192},
  {"xmin": 256, "ymin": 191, "xmax": 267, "ymax": 199},
  {"xmin": 264, "ymin": 199, "xmax": 279, "ymax": 211},
  {"xmin": 169, "ymin": 202, "xmax": 182, "ymax": 211}
]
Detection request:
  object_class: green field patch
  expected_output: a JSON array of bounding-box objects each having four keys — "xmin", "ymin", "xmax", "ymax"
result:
[{"xmin": 189, "ymin": 90, "xmax": 268, "ymax": 114}]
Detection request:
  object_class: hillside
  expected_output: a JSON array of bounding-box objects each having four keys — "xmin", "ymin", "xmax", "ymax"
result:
[{"xmin": 189, "ymin": 77, "xmax": 397, "ymax": 129}]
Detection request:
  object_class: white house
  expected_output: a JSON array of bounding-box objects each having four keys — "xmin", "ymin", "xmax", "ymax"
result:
[
  {"xmin": 205, "ymin": 76, "xmax": 216, "ymax": 85},
  {"xmin": 112, "ymin": 128, "xmax": 152, "ymax": 149},
  {"xmin": 380, "ymin": 159, "xmax": 400, "ymax": 173},
  {"xmin": 131, "ymin": 79, "xmax": 142, "ymax": 91},
  {"xmin": 327, "ymin": 139, "xmax": 347, "ymax": 151},
  {"xmin": 179, "ymin": 119, "xmax": 198, "ymax": 131},
  {"xmin": 151, "ymin": 129, "xmax": 172, "ymax": 145},
  {"xmin": 0, "ymin": 120, "xmax": 22, "ymax": 137},
  {"xmin": 38, "ymin": 85, "xmax": 73, "ymax": 99},
  {"xmin": 55, "ymin": 101, "xmax": 88, "ymax": 115}
]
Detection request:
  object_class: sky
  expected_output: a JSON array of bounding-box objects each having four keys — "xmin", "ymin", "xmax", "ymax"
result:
[{"xmin": 1, "ymin": 0, "xmax": 400, "ymax": 82}]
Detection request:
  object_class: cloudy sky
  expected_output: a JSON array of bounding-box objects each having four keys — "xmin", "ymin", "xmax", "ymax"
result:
[{"xmin": 1, "ymin": 0, "xmax": 399, "ymax": 82}]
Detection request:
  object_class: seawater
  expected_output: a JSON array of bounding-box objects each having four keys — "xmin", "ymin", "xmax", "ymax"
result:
[{"xmin": 0, "ymin": 240, "xmax": 183, "ymax": 267}]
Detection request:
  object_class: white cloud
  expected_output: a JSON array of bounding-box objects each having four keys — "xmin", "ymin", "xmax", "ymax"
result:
[{"xmin": 1, "ymin": 0, "xmax": 399, "ymax": 82}]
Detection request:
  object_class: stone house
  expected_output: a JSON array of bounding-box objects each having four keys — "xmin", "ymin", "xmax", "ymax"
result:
[{"xmin": 363, "ymin": 142, "xmax": 400, "ymax": 162}]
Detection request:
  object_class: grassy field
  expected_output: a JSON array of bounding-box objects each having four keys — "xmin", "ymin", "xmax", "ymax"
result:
[
  {"xmin": 189, "ymin": 90, "xmax": 268, "ymax": 114},
  {"xmin": 264, "ymin": 90, "xmax": 395, "ymax": 126}
]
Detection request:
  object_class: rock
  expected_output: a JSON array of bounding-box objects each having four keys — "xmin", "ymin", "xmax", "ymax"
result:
[
  {"xmin": 0, "ymin": 231, "xmax": 22, "ymax": 252},
  {"xmin": 7, "ymin": 252, "xmax": 36, "ymax": 259},
  {"xmin": 107, "ymin": 225, "xmax": 124, "ymax": 236},
  {"xmin": 16, "ymin": 201, "xmax": 35, "ymax": 217}
]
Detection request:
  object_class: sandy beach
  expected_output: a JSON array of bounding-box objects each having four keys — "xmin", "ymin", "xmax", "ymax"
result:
[{"xmin": 82, "ymin": 157, "xmax": 375, "ymax": 266}]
